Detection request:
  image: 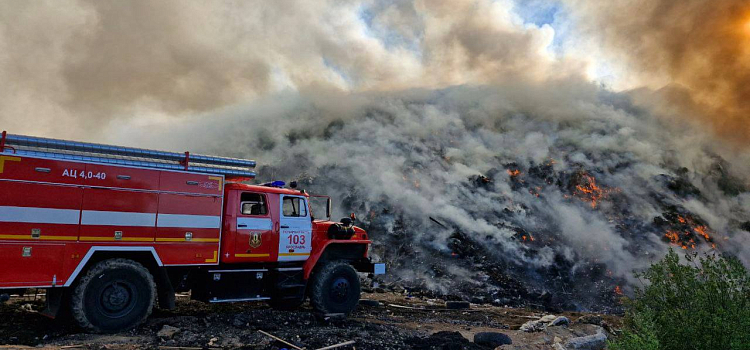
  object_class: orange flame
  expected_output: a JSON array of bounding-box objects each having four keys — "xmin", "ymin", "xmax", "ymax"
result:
[
  {"xmin": 664, "ymin": 215, "xmax": 713, "ymax": 249},
  {"xmin": 507, "ymin": 169, "xmax": 521, "ymax": 177},
  {"xmin": 665, "ymin": 230, "xmax": 680, "ymax": 244},
  {"xmin": 694, "ymin": 225, "xmax": 711, "ymax": 241},
  {"xmin": 575, "ymin": 174, "xmax": 606, "ymax": 208}
]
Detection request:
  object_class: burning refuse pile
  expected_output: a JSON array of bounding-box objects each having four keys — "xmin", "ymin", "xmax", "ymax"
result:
[
  {"xmin": 353, "ymin": 157, "xmax": 742, "ymax": 311},
  {"xmin": 141, "ymin": 85, "xmax": 750, "ymax": 313},
  {"xmin": 353, "ymin": 162, "xmax": 636, "ymax": 311}
]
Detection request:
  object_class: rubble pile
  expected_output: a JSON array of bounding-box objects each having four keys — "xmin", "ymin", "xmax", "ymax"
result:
[
  {"xmin": 258, "ymin": 99, "xmax": 750, "ymax": 313},
  {"xmin": 215, "ymin": 88, "xmax": 750, "ymax": 314}
]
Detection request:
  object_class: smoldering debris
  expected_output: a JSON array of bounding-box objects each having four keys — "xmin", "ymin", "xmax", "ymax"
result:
[{"xmin": 148, "ymin": 86, "xmax": 748, "ymax": 313}]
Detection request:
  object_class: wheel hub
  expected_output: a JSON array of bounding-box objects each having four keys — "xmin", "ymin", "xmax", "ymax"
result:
[
  {"xmin": 331, "ymin": 277, "xmax": 350, "ymax": 302},
  {"xmin": 99, "ymin": 281, "xmax": 136, "ymax": 316}
]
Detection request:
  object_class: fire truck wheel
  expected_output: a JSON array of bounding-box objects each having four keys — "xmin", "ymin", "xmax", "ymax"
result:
[
  {"xmin": 309, "ymin": 261, "xmax": 360, "ymax": 315},
  {"xmin": 71, "ymin": 259, "xmax": 156, "ymax": 333}
]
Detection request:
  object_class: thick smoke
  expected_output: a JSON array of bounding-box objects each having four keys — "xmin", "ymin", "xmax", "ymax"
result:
[
  {"xmin": 0, "ymin": 0, "xmax": 567, "ymax": 138},
  {"xmin": 564, "ymin": 0, "xmax": 750, "ymax": 145},
  {"xmin": 2, "ymin": 0, "xmax": 749, "ymax": 310}
]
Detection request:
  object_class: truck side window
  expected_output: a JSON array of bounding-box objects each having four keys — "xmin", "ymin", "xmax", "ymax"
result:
[
  {"xmin": 282, "ymin": 197, "xmax": 307, "ymax": 217},
  {"xmin": 240, "ymin": 193, "xmax": 267, "ymax": 216}
]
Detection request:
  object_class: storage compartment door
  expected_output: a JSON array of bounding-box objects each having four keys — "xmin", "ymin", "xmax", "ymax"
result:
[
  {"xmin": 0, "ymin": 181, "xmax": 82, "ymax": 242},
  {"xmin": 0, "ymin": 243, "xmax": 65, "ymax": 287},
  {"xmin": 80, "ymin": 188, "xmax": 157, "ymax": 243},
  {"xmin": 156, "ymin": 193, "xmax": 222, "ymax": 265}
]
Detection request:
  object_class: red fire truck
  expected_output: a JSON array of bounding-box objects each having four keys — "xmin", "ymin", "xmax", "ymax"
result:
[{"xmin": 0, "ymin": 131, "xmax": 384, "ymax": 333}]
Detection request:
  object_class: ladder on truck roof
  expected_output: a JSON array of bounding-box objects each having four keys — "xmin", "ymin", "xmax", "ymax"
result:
[{"xmin": 0, "ymin": 131, "xmax": 256, "ymax": 179}]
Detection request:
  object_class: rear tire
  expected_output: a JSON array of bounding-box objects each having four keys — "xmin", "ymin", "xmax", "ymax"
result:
[
  {"xmin": 71, "ymin": 259, "xmax": 156, "ymax": 333},
  {"xmin": 309, "ymin": 261, "xmax": 360, "ymax": 315}
]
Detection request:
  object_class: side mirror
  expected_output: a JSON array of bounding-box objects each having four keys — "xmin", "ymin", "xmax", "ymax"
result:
[{"xmin": 327, "ymin": 197, "xmax": 332, "ymax": 220}]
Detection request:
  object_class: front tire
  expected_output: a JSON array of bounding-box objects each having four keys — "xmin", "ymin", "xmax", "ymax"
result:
[
  {"xmin": 309, "ymin": 261, "xmax": 360, "ymax": 315},
  {"xmin": 71, "ymin": 259, "xmax": 156, "ymax": 333}
]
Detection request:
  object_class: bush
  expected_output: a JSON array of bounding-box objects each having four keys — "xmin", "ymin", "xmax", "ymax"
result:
[{"xmin": 610, "ymin": 249, "xmax": 750, "ymax": 350}]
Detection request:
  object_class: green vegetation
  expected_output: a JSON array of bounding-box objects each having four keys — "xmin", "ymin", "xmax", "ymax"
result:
[{"xmin": 610, "ymin": 249, "xmax": 750, "ymax": 350}]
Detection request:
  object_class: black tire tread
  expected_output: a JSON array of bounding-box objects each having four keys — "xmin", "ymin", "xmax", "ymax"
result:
[
  {"xmin": 70, "ymin": 258, "xmax": 156, "ymax": 333},
  {"xmin": 309, "ymin": 261, "xmax": 360, "ymax": 315}
]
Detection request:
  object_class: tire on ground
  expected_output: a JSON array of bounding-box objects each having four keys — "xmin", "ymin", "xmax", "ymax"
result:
[
  {"xmin": 309, "ymin": 261, "xmax": 360, "ymax": 315},
  {"xmin": 71, "ymin": 258, "xmax": 156, "ymax": 333},
  {"xmin": 474, "ymin": 332, "xmax": 513, "ymax": 347}
]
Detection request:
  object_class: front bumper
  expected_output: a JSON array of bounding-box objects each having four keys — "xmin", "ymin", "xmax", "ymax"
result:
[{"xmin": 353, "ymin": 259, "xmax": 386, "ymax": 275}]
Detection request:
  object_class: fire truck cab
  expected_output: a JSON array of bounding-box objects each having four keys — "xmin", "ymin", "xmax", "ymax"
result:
[{"xmin": 0, "ymin": 132, "xmax": 384, "ymax": 333}]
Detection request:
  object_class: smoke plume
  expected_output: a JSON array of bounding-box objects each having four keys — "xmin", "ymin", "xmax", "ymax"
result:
[
  {"xmin": 564, "ymin": 0, "xmax": 750, "ymax": 145},
  {"xmin": 0, "ymin": 0, "xmax": 572, "ymax": 138}
]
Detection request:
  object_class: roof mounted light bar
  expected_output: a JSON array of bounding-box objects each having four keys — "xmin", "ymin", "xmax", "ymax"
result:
[{"xmin": 0, "ymin": 131, "xmax": 256, "ymax": 179}]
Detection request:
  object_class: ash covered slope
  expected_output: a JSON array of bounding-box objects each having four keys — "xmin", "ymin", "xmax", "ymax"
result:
[{"xmin": 163, "ymin": 83, "xmax": 749, "ymax": 312}]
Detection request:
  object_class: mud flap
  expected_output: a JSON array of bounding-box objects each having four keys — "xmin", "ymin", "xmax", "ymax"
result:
[
  {"xmin": 41, "ymin": 288, "xmax": 65, "ymax": 319},
  {"xmin": 154, "ymin": 268, "xmax": 176, "ymax": 310}
]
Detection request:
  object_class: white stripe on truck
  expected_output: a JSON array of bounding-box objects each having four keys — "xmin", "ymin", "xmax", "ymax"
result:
[
  {"xmin": 237, "ymin": 217, "xmax": 272, "ymax": 230},
  {"xmin": 81, "ymin": 210, "xmax": 156, "ymax": 227},
  {"xmin": 0, "ymin": 206, "xmax": 80, "ymax": 225},
  {"xmin": 157, "ymin": 214, "xmax": 221, "ymax": 229},
  {"xmin": 0, "ymin": 206, "xmax": 221, "ymax": 229}
]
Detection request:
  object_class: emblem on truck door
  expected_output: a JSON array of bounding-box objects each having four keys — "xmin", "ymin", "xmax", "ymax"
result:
[{"xmin": 249, "ymin": 233, "xmax": 262, "ymax": 248}]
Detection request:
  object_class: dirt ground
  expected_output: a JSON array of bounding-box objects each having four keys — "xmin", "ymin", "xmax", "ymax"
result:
[{"xmin": 0, "ymin": 292, "xmax": 620, "ymax": 350}]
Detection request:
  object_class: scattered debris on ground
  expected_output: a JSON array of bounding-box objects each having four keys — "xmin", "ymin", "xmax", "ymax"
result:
[{"xmin": 0, "ymin": 292, "xmax": 620, "ymax": 349}]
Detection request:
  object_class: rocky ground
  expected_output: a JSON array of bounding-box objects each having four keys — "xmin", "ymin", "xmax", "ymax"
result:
[{"xmin": 0, "ymin": 292, "xmax": 621, "ymax": 350}]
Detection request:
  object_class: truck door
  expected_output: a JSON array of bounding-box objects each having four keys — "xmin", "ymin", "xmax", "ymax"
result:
[
  {"xmin": 233, "ymin": 192, "xmax": 275, "ymax": 261},
  {"xmin": 278, "ymin": 195, "xmax": 312, "ymax": 261}
]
